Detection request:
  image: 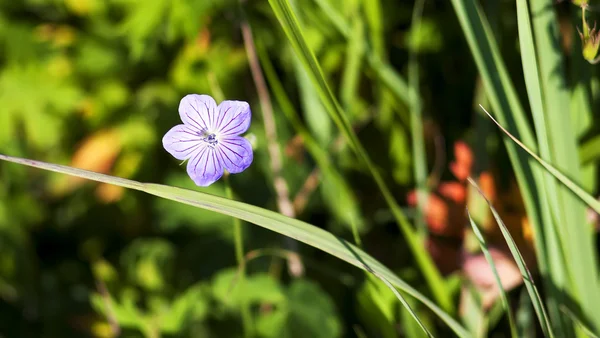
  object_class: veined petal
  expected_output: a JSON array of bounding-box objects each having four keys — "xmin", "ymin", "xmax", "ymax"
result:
[
  {"xmin": 215, "ymin": 100, "xmax": 251, "ymax": 136},
  {"xmin": 179, "ymin": 94, "xmax": 218, "ymax": 132},
  {"xmin": 217, "ymin": 136, "xmax": 253, "ymax": 174},
  {"xmin": 162, "ymin": 124, "xmax": 204, "ymax": 160},
  {"xmin": 187, "ymin": 146, "xmax": 224, "ymax": 186}
]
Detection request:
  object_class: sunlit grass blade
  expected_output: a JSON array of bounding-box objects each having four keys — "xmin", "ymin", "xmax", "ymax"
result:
[
  {"xmin": 479, "ymin": 105, "xmax": 600, "ymax": 214},
  {"xmin": 466, "ymin": 209, "xmax": 517, "ymax": 338},
  {"xmin": 579, "ymin": 136, "xmax": 600, "ymax": 165},
  {"xmin": 520, "ymin": 0, "xmax": 600, "ymax": 332},
  {"xmin": 256, "ymin": 41, "xmax": 365, "ymax": 236},
  {"xmin": 0, "ymin": 153, "xmax": 470, "ymax": 337},
  {"xmin": 223, "ymin": 176, "xmax": 253, "ymax": 337},
  {"xmin": 340, "ymin": 13, "xmax": 364, "ymax": 114},
  {"xmin": 515, "ymin": 2, "xmax": 570, "ymax": 333},
  {"xmin": 363, "ymin": 265, "xmax": 434, "ymax": 338},
  {"xmin": 467, "ymin": 177, "xmax": 554, "ymax": 338},
  {"xmin": 268, "ymin": 0, "xmax": 452, "ymax": 312},
  {"xmin": 560, "ymin": 306, "xmax": 600, "ymax": 338},
  {"xmin": 409, "ymin": 0, "xmax": 428, "ymax": 234},
  {"xmin": 448, "ymin": 1, "xmax": 551, "ymax": 311}
]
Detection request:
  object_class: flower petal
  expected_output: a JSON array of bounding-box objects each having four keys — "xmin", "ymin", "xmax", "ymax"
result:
[
  {"xmin": 217, "ymin": 136, "xmax": 253, "ymax": 174},
  {"xmin": 187, "ymin": 146, "xmax": 224, "ymax": 186},
  {"xmin": 215, "ymin": 100, "xmax": 251, "ymax": 136},
  {"xmin": 179, "ymin": 94, "xmax": 218, "ymax": 132},
  {"xmin": 162, "ymin": 124, "xmax": 204, "ymax": 160}
]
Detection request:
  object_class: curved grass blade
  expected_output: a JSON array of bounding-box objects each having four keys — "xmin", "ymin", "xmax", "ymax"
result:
[
  {"xmin": 479, "ymin": 105, "xmax": 600, "ymax": 215},
  {"xmin": 466, "ymin": 209, "xmax": 518, "ymax": 338},
  {"xmin": 516, "ymin": 0, "xmax": 599, "ymax": 332},
  {"xmin": 256, "ymin": 41, "xmax": 365, "ymax": 238},
  {"xmin": 560, "ymin": 306, "xmax": 600, "ymax": 338},
  {"xmin": 0, "ymin": 153, "xmax": 468, "ymax": 337},
  {"xmin": 467, "ymin": 177, "xmax": 554, "ymax": 338},
  {"xmin": 268, "ymin": 0, "xmax": 452, "ymax": 313}
]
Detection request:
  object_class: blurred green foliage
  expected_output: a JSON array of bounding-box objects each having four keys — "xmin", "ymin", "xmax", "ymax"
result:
[{"xmin": 2, "ymin": 0, "xmax": 593, "ymax": 337}]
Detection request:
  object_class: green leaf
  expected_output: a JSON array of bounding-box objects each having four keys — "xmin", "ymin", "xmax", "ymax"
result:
[
  {"xmin": 160, "ymin": 283, "xmax": 210, "ymax": 333},
  {"xmin": 0, "ymin": 153, "xmax": 469, "ymax": 337},
  {"xmin": 212, "ymin": 269, "xmax": 285, "ymax": 308},
  {"xmin": 560, "ymin": 306, "xmax": 600, "ymax": 338},
  {"xmin": 479, "ymin": 107, "xmax": 600, "ymax": 216},
  {"xmin": 256, "ymin": 279, "xmax": 342, "ymax": 338},
  {"xmin": 0, "ymin": 64, "xmax": 82, "ymax": 151}
]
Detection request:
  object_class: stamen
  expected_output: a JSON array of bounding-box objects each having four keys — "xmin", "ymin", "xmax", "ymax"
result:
[{"xmin": 203, "ymin": 133, "xmax": 218, "ymax": 147}]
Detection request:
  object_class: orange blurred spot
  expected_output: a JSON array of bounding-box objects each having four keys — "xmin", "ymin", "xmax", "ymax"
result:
[
  {"xmin": 69, "ymin": 129, "xmax": 121, "ymax": 187},
  {"xmin": 95, "ymin": 183, "xmax": 124, "ymax": 203},
  {"xmin": 425, "ymin": 194, "xmax": 449, "ymax": 234},
  {"xmin": 408, "ymin": 191, "xmax": 449, "ymax": 233},
  {"xmin": 478, "ymin": 171, "xmax": 496, "ymax": 201},
  {"xmin": 438, "ymin": 182, "xmax": 466, "ymax": 204},
  {"xmin": 450, "ymin": 141, "xmax": 473, "ymax": 181},
  {"xmin": 196, "ymin": 27, "xmax": 211, "ymax": 52},
  {"xmin": 521, "ymin": 217, "xmax": 534, "ymax": 246}
]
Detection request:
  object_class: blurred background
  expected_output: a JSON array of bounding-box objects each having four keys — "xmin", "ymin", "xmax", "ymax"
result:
[{"xmin": 0, "ymin": 0, "xmax": 594, "ymax": 337}]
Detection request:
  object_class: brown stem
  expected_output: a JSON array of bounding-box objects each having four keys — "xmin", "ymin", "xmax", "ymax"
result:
[{"xmin": 239, "ymin": 6, "xmax": 296, "ymax": 219}]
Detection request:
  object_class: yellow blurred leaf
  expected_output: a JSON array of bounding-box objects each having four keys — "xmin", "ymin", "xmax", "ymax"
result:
[
  {"xmin": 65, "ymin": 0, "xmax": 103, "ymax": 16},
  {"xmin": 91, "ymin": 321, "xmax": 117, "ymax": 338},
  {"xmin": 96, "ymin": 183, "xmax": 124, "ymax": 203},
  {"xmin": 68, "ymin": 129, "xmax": 122, "ymax": 187},
  {"xmin": 35, "ymin": 24, "xmax": 76, "ymax": 47}
]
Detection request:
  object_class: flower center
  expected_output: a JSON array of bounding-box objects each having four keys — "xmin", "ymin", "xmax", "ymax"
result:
[{"xmin": 203, "ymin": 132, "xmax": 218, "ymax": 146}]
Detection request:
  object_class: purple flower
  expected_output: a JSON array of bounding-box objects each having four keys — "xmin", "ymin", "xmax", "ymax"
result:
[{"xmin": 162, "ymin": 94, "xmax": 253, "ymax": 186}]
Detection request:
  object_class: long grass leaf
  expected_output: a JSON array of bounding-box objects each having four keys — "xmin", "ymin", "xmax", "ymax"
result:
[
  {"xmin": 532, "ymin": 0, "xmax": 600, "ymax": 330},
  {"xmin": 479, "ymin": 105, "xmax": 600, "ymax": 214},
  {"xmin": 515, "ymin": 1, "xmax": 596, "ymax": 333},
  {"xmin": 409, "ymin": 0, "xmax": 428, "ymax": 235},
  {"xmin": 466, "ymin": 209, "xmax": 518, "ymax": 338},
  {"xmin": 449, "ymin": 0, "xmax": 551, "ymax": 292},
  {"xmin": 256, "ymin": 41, "xmax": 365, "ymax": 234},
  {"xmin": 560, "ymin": 306, "xmax": 600, "ymax": 338},
  {"xmin": 467, "ymin": 177, "xmax": 554, "ymax": 338},
  {"xmin": 0, "ymin": 153, "xmax": 469, "ymax": 337}
]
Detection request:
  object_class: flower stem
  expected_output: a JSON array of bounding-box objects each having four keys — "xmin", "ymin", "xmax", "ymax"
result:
[{"xmin": 224, "ymin": 174, "xmax": 253, "ymax": 338}]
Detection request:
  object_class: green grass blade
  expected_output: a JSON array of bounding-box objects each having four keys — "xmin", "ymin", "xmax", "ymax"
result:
[
  {"xmin": 579, "ymin": 135, "xmax": 600, "ymax": 165},
  {"xmin": 0, "ymin": 153, "xmax": 470, "ymax": 337},
  {"xmin": 409, "ymin": 0, "xmax": 428, "ymax": 234},
  {"xmin": 223, "ymin": 176, "xmax": 253, "ymax": 337},
  {"xmin": 516, "ymin": 0, "xmax": 600, "ymax": 333},
  {"xmin": 256, "ymin": 41, "xmax": 365, "ymax": 234},
  {"xmin": 561, "ymin": 306, "xmax": 600, "ymax": 338},
  {"xmin": 311, "ymin": 0, "xmax": 351, "ymax": 37},
  {"xmin": 514, "ymin": 0, "xmax": 569, "ymax": 331},
  {"xmin": 466, "ymin": 209, "xmax": 518, "ymax": 338},
  {"xmin": 340, "ymin": 14, "xmax": 364, "ymax": 113},
  {"xmin": 355, "ymin": 256, "xmax": 434, "ymax": 338},
  {"xmin": 268, "ymin": 0, "xmax": 452, "ymax": 312},
  {"xmin": 313, "ymin": 0, "xmax": 414, "ymax": 122},
  {"xmin": 467, "ymin": 177, "xmax": 554, "ymax": 338},
  {"xmin": 480, "ymin": 105, "xmax": 600, "ymax": 214},
  {"xmin": 449, "ymin": 0, "xmax": 550, "ymax": 284}
]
